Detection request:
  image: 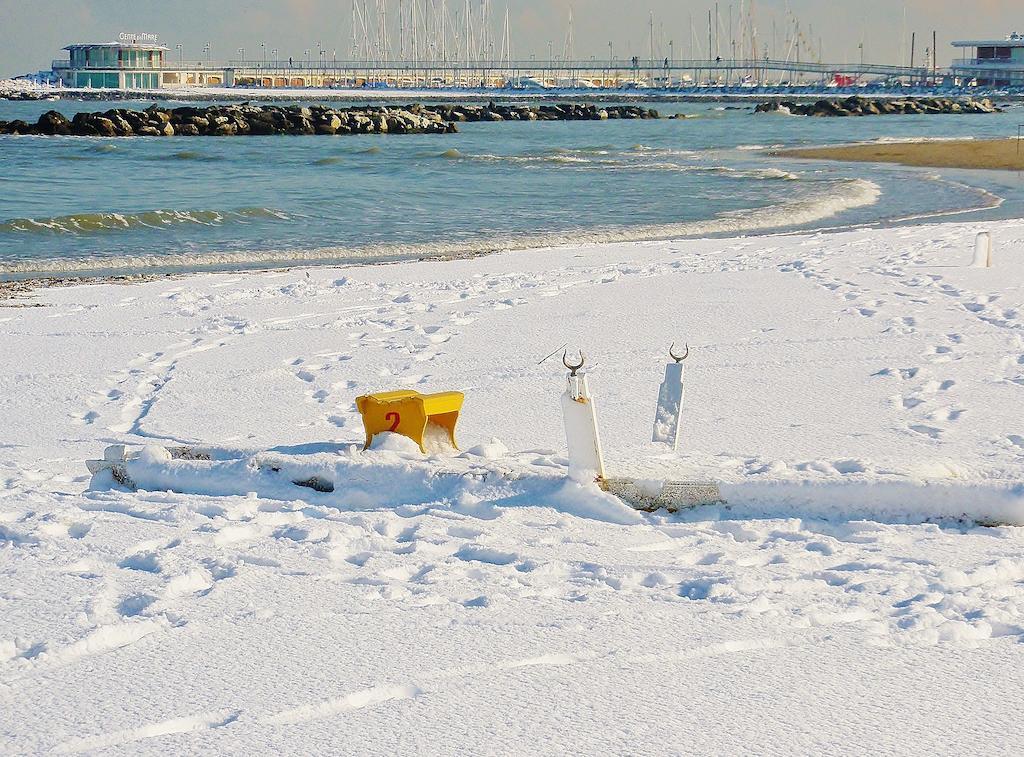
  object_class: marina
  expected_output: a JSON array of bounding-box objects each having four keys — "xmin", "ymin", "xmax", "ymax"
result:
[{"xmin": 10, "ymin": 12, "xmax": 1024, "ymax": 94}]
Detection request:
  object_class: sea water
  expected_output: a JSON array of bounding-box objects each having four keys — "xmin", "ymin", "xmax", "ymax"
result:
[{"xmin": 1, "ymin": 98, "xmax": 1022, "ymax": 278}]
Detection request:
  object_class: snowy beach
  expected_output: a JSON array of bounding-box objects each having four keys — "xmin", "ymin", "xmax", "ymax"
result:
[{"xmin": 2, "ymin": 218, "xmax": 1023, "ymax": 753}]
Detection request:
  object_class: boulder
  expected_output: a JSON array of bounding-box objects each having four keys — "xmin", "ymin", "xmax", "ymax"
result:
[
  {"xmin": 4, "ymin": 119, "xmax": 32, "ymax": 134},
  {"xmin": 293, "ymin": 117, "xmax": 316, "ymax": 135},
  {"xmin": 171, "ymin": 106, "xmax": 206, "ymax": 120},
  {"xmin": 91, "ymin": 117, "xmax": 117, "ymax": 137},
  {"xmin": 35, "ymin": 110, "xmax": 70, "ymax": 135},
  {"xmin": 107, "ymin": 114, "xmax": 134, "ymax": 135},
  {"xmin": 247, "ymin": 118, "xmax": 279, "ymax": 135},
  {"xmin": 124, "ymin": 111, "xmax": 148, "ymax": 131}
]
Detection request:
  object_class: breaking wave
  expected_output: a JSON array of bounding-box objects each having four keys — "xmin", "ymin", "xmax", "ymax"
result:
[
  {"xmin": 691, "ymin": 166, "xmax": 799, "ymax": 180},
  {"xmin": 628, "ymin": 144, "xmax": 698, "ymax": 155},
  {"xmin": 872, "ymin": 136, "xmax": 977, "ymax": 144},
  {"xmin": 0, "ymin": 179, "xmax": 881, "ymax": 276},
  {"xmin": 0, "ymin": 208, "xmax": 290, "ymax": 235},
  {"xmin": 542, "ymin": 145, "xmax": 616, "ymax": 155},
  {"xmin": 453, "ymin": 149, "xmax": 795, "ymax": 177},
  {"xmin": 460, "ymin": 152, "xmax": 605, "ymax": 165}
]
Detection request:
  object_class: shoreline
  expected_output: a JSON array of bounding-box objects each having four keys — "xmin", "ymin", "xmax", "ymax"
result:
[
  {"xmin": 0, "ymin": 210, "xmax": 1009, "ymax": 301},
  {"xmin": 3, "ymin": 173, "xmax": 1013, "ymax": 294},
  {"xmin": 0, "ymin": 175, "xmax": 883, "ymax": 286},
  {"xmin": 775, "ymin": 138, "xmax": 1024, "ymax": 171},
  {"xmin": 0, "ymin": 274, "xmax": 167, "ymax": 304}
]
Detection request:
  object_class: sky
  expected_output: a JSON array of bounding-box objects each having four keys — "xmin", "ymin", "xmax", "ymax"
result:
[{"xmin": 1, "ymin": 0, "xmax": 1021, "ymax": 77}]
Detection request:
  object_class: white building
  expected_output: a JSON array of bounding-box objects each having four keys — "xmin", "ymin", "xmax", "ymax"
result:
[
  {"xmin": 951, "ymin": 33, "xmax": 1024, "ymax": 87},
  {"xmin": 52, "ymin": 36, "xmax": 227, "ymax": 89}
]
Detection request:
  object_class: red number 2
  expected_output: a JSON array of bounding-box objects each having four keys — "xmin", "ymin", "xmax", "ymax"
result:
[{"xmin": 386, "ymin": 411, "xmax": 401, "ymax": 432}]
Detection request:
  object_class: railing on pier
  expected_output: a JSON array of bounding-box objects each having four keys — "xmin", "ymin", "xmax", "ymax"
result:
[
  {"xmin": 214, "ymin": 57, "xmax": 934, "ymax": 79},
  {"xmin": 52, "ymin": 56, "xmax": 938, "ymax": 80}
]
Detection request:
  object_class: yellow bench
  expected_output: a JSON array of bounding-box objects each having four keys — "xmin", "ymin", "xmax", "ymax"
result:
[{"xmin": 355, "ymin": 390, "xmax": 464, "ymax": 453}]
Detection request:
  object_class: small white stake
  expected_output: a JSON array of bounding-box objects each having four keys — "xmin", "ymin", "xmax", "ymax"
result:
[
  {"xmin": 972, "ymin": 232, "xmax": 992, "ymax": 268},
  {"xmin": 560, "ymin": 353, "xmax": 605, "ymax": 481},
  {"xmin": 653, "ymin": 344, "xmax": 688, "ymax": 451},
  {"xmin": 653, "ymin": 361, "xmax": 685, "ymax": 450}
]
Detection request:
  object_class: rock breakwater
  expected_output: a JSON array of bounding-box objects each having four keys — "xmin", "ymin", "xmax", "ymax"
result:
[
  {"xmin": 754, "ymin": 96, "xmax": 1000, "ymax": 117},
  {"xmin": 0, "ymin": 102, "xmax": 660, "ymax": 137}
]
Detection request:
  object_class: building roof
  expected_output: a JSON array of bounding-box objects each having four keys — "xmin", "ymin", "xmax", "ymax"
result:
[
  {"xmin": 952, "ymin": 34, "xmax": 1024, "ymax": 48},
  {"xmin": 63, "ymin": 42, "xmax": 169, "ymax": 51}
]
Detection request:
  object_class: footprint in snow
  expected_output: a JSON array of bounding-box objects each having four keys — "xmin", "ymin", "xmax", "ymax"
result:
[{"xmin": 908, "ymin": 424, "xmax": 943, "ymax": 439}]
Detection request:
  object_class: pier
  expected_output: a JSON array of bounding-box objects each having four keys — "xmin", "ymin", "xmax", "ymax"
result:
[{"xmin": 52, "ymin": 55, "xmax": 941, "ymax": 91}]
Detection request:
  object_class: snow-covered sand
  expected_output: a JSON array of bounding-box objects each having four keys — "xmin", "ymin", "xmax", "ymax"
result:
[{"xmin": 2, "ymin": 220, "xmax": 1024, "ymax": 753}]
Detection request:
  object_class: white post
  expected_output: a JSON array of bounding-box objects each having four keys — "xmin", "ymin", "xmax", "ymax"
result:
[
  {"xmin": 561, "ymin": 370, "xmax": 606, "ymax": 481},
  {"xmin": 972, "ymin": 231, "xmax": 992, "ymax": 268},
  {"xmin": 652, "ymin": 361, "xmax": 685, "ymax": 450}
]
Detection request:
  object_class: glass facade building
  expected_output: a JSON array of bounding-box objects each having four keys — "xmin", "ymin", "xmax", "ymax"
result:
[{"xmin": 56, "ymin": 43, "xmax": 168, "ymax": 89}]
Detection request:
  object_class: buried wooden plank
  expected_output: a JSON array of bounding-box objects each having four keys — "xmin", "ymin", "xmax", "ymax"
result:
[{"xmin": 600, "ymin": 477, "xmax": 725, "ymax": 513}]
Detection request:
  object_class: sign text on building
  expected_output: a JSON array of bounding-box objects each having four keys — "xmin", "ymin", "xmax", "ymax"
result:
[{"xmin": 119, "ymin": 32, "xmax": 160, "ymax": 44}]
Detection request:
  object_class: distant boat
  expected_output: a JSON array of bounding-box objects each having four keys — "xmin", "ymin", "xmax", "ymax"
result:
[{"xmin": 517, "ymin": 77, "xmax": 551, "ymax": 89}]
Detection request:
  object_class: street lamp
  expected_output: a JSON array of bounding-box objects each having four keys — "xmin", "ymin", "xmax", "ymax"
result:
[
  {"xmin": 205, "ymin": 42, "xmax": 211, "ymax": 64},
  {"xmin": 261, "ymin": 42, "xmax": 266, "ymax": 69},
  {"xmin": 668, "ymin": 40, "xmax": 674, "ymax": 88},
  {"xmin": 238, "ymin": 47, "xmax": 245, "ymax": 64}
]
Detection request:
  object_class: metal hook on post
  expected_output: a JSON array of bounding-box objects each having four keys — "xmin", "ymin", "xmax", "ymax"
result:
[
  {"xmin": 669, "ymin": 343, "xmax": 690, "ymax": 363},
  {"xmin": 559, "ymin": 348, "xmax": 605, "ymax": 480},
  {"xmin": 563, "ymin": 350, "xmax": 585, "ymax": 377}
]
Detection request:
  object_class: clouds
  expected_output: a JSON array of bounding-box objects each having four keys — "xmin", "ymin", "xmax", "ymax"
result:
[{"xmin": 1, "ymin": 0, "xmax": 1019, "ymax": 78}]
